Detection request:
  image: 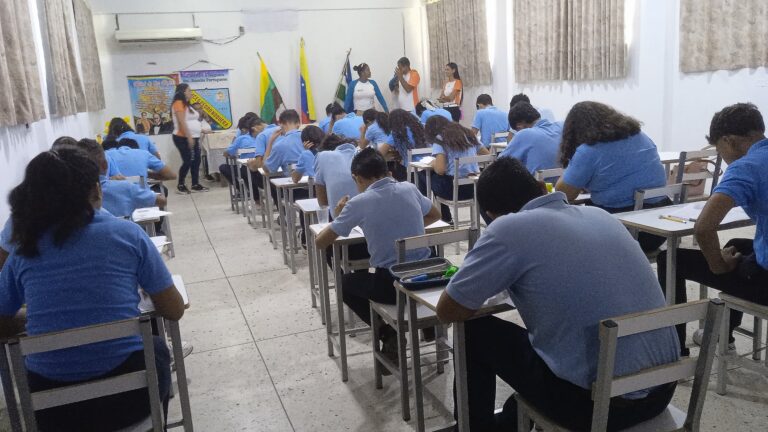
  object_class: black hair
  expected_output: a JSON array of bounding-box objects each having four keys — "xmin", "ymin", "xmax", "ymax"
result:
[
  {"xmin": 353, "ymin": 63, "xmax": 369, "ymax": 77},
  {"xmin": 136, "ymin": 123, "xmax": 146, "ymax": 134},
  {"xmin": 237, "ymin": 114, "xmax": 255, "ymax": 132},
  {"xmin": 446, "ymin": 62, "xmax": 460, "ymax": 80},
  {"xmin": 319, "ymin": 133, "xmax": 356, "ymax": 152},
  {"xmin": 301, "ymin": 125, "xmax": 325, "ymax": 151},
  {"xmin": 108, "ymin": 117, "xmax": 134, "ymax": 137},
  {"xmin": 477, "ymin": 157, "xmax": 544, "ymax": 216},
  {"xmin": 117, "ymin": 138, "xmax": 139, "ymax": 150},
  {"xmin": 325, "ymin": 103, "xmax": 335, "ymax": 115},
  {"xmin": 397, "ymin": 57, "xmax": 410, "ymax": 68},
  {"xmin": 707, "ymin": 103, "xmax": 765, "ymax": 144},
  {"xmin": 330, "ymin": 104, "xmax": 346, "ymax": 118},
  {"xmin": 101, "ymin": 135, "xmax": 120, "ymax": 151},
  {"xmin": 476, "ymin": 94, "xmax": 493, "ymax": 106},
  {"xmin": 244, "ymin": 111, "xmax": 259, "ymax": 119},
  {"xmin": 559, "ymin": 101, "xmax": 641, "ymax": 167},
  {"xmin": 415, "ymin": 100, "xmax": 429, "ymax": 117},
  {"xmin": 424, "ymin": 115, "xmax": 478, "ymax": 152},
  {"xmin": 51, "ymin": 136, "xmax": 78, "ymax": 149},
  {"xmin": 279, "ymin": 109, "xmax": 301, "ymax": 125},
  {"xmin": 389, "ymin": 109, "xmax": 426, "ymax": 157},
  {"xmin": 9, "ymin": 148, "xmax": 100, "ymax": 257},
  {"xmin": 171, "ymin": 83, "xmax": 192, "ymax": 113},
  {"xmin": 362, "ymin": 109, "xmax": 391, "ymax": 134},
  {"xmin": 351, "ymin": 147, "xmax": 388, "ymax": 179},
  {"xmin": 508, "ymin": 102, "xmax": 541, "ymax": 129},
  {"xmin": 74, "ymin": 138, "xmax": 107, "ymax": 171},
  {"xmin": 509, "ymin": 93, "xmax": 530, "ymax": 108}
]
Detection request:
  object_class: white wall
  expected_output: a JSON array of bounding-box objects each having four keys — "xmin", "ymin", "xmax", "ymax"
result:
[{"xmin": 0, "ymin": 0, "xmax": 98, "ymax": 223}]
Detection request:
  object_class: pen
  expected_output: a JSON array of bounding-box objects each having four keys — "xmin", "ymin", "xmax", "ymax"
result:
[{"xmin": 658, "ymin": 215, "xmax": 688, "ymax": 223}]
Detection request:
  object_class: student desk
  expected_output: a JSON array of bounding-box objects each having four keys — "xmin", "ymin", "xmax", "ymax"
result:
[
  {"xmin": 201, "ymin": 130, "xmax": 236, "ymax": 179},
  {"xmin": 132, "ymin": 207, "xmax": 175, "ymax": 258},
  {"xmin": 235, "ymin": 158, "xmax": 253, "ymax": 222},
  {"xmin": 394, "ymin": 283, "xmax": 513, "ymax": 432},
  {"xmin": 295, "ymin": 199, "xmax": 322, "ymax": 313},
  {"xmin": 271, "ymin": 176, "xmax": 309, "ymax": 273},
  {"xmin": 258, "ymin": 168, "xmax": 282, "ymax": 248},
  {"xmin": 490, "ymin": 141, "xmax": 507, "ymax": 155},
  {"xmin": 615, "ymin": 204, "xmax": 754, "ymax": 304},
  {"xmin": 408, "ymin": 160, "xmax": 434, "ymax": 199}
]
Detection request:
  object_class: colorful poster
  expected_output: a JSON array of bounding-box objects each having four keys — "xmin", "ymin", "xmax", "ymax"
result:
[
  {"xmin": 180, "ymin": 69, "xmax": 233, "ymax": 130},
  {"xmin": 127, "ymin": 74, "xmax": 179, "ymax": 136}
]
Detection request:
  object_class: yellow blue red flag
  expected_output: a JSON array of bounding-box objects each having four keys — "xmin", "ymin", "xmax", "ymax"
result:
[{"xmin": 299, "ymin": 38, "xmax": 316, "ymax": 123}]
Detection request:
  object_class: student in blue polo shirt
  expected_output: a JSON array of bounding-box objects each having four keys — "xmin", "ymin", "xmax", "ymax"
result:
[
  {"xmin": 331, "ymin": 111, "xmax": 364, "ymax": 141},
  {"xmin": 472, "ymin": 94, "xmax": 510, "ymax": 147},
  {"xmin": 500, "ymin": 101, "xmax": 562, "ymax": 177},
  {"xmin": 436, "ymin": 157, "xmax": 679, "ymax": 431},
  {"xmin": 316, "ymin": 148, "xmax": 440, "ymax": 359},
  {"xmin": 360, "ymin": 109, "xmax": 393, "ymax": 150},
  {"xmin": 658, "ymin": 103, "xmax": 768, "ymax": 353},
  {"xmin": 556, "ymin": 101, "xmax": 668, "ymax": 252},
  {"xmin": 415, "ymin": 100, "xmax": 453, "ymax": 125},
  {"xmin": 0, "ymin": 218, "xmax": 11, "ymax": 269},
  {"xmin": 325, "ymin": 104, "xmax": 347, "ymax": 134},
  {"xmin": 317, "ymin": 103, "xmax": 335, "ymax": 133},
  {"xmin": 314, "ymin": 134, "xmax": 359, "ymax": 218},
  {"xmin": 103, "ymin": 136, "xmax": 176, "ymax": 181},
  {"xmin": 292, "ymin": 126, "xmax": 324, "ymax": 183},
  {"xmin": 109, "ymin": 117, "xmax": 160, "ymax": 158},
  {"xmin": 218, "ymin": 116, "xmax": 267, "ymax": 189},
  {"xmin": 378, "ymin": 109, "xmax": 428, "ymax": 181},
  {"xmin": 0, "ymin": 147, "xmax": 184, "ymax": 431},
  {"xmin": 260, "ymin": 110, "xmax": 304, "ymax": 206}
]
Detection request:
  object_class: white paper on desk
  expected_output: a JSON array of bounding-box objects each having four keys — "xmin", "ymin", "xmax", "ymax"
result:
[
  {"xmin": 352, "ymin": 226, "xmax": 365, "ymax": 236},
  {"xmin": 665, "ymin": 203, "xmax": 750, "ymax": 224},
  {"xmin": 416, "ymin": 156, "xmax": 435, "ymax": 165},
  {"xmin": 150, "ymin": 236, "xmax": 170, "ymax": 251},
  {"xmin": 132, "ymin": 207, "xmax": 172, "ymax": 222}
]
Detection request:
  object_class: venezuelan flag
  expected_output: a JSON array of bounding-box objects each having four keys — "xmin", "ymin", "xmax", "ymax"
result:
[
  {"xmin": 299, "ymin": 38, "xmax": 316, "ymax": 124},
  {"xmin": 258, "ymin": 53, "xmax": 283, "ymax": 124}
]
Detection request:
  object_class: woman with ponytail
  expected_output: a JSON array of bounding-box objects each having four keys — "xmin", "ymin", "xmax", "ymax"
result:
[
  {"xmin": 344, "ymin": 63, "xmax": 389, "ymax": 114},
  {"xmin": 171, "ymin": 83, "xmax": 208, "ymax": 194}
]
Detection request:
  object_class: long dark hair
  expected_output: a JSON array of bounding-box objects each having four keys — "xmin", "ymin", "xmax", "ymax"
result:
[
  {"xmin": 108, "ymin": 117, "xmax": 134, "ymax": 136},
  {"xmin": 389, "ymin": 109, "xmax": 426, "ymax": 157},
  {"xmin": 424, "ymin": 115, "xmax": 477, "ymax": 152},
  {"xmin": 362, "ymin": 109, "xmax": 391, "ymax": 135},
  {"xmin": 171, "ymin": 83, "xmax": 193, "ymax": 113},
  {"xmin": 560, "ymin": 101, "xmax": 642, "ymax": 167},
  {"xmin": 446, "ymin": 62, "xmax": 460, "ymax": 80},
  {"xmin": 301, "ymin": 125, "xmax": 325, "ymax": 154},
  {"xmin": 10, "ymin": 148, "xmax": 100, "ymax": 257},
  {"xmin": 319, "ymin": 133, "xmax": 356, "ymax": 152}
]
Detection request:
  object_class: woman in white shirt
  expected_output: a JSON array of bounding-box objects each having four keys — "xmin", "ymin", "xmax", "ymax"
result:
[
  {"xmin": 344, "ymin": 63, "xmax": 389, "ymax": 114},
  {"xmin": 438, "ymin": 62, "xmax": 463, "ymax": 121}
]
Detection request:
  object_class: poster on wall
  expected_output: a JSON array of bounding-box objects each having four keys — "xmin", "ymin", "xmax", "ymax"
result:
[
  {"xmin": 127, "ymin": 74, "xmax": 179, "ymax": 135},
  {"xmin": 179, "ymin": 69, "xmax": 233, "ymax": 130}
]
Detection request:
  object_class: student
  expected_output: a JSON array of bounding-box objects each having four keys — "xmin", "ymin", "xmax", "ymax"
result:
[
  {"xmin": 500, "ymin": 101, "xmax": 562, "ymax": 176},
  {"xmin": 331, "ymin": 111, "xmax": 365, "ymax": 141},
  {"xmin": 436, "ymin": 157, "xmax": 679, "ymax": 431},
  {"xmin": 234, "ymin": 112, "xmax": 259, "ymax": 137},
  {"xmin": 326, "ymin": 104, "xmax": 347, "ymax": 134},
  {"xmin": 390, "ymin": 57, "xmax": 420, "ymax": 112},
  {"xmin": 420, "ymin": 115, "xmax": 489, "ymax": 223},
  {"xmin": 0, "ymin": 148, "xmax": 184, "ymax": 431},
  {"xmin": 318, "ymin": 103, "xmax": 337, "ymax": 133},
  {"xmin": 472, "ymin": 94, "xmax": 510, "ymax": 147},
  {"xmin": 415, "ymin": 99, "xmax": 453, "ymax": 125},
  {"xmin": 170, "ymin": 83, "xmax": 208, "ymax": 194},
  {"xmin": 218, "ymin": 116, "xmax": 267, "ymax": 190},
  {"xmin": 437, "ymin": 62, "xmax": 463, "ymax": 121},
  {"xmin": 658, "ymin": 103, "xmax": 768, "ymax": 354},
  {"xmin": 555, "ymin": 101, "xmax": 668, "ymax": 251},
  {"xmin": 345, "ymin": 63, "xmax": 389, "ymax": 114},
  {"xmin": 109, "ymin": 117, "xmax": 160, "ymax": 158},
  {"xmin": 261, "ymin": 110, "xmax": 305, "ymax": 206},
  {"xmin": 359, "ymin": 109, "xmax": 393, "ymax": 150},
  {"xmin": 102, "ymin": 136, "xmax": 176, "ymax": 181},
  {"xmin": 245, "ymin": 122, "xmax": 281, "ymax": 200},
  {"xmin": 292, "ymin": 125, "xmax": 324, "ymax": 183},
  {"xmin": 314, "ymin": 134, "xmax": 359, "ymax": 218},
  {"xmin": 378, "ymin": 109, "xmax": 428, "ymax": 181},
  {"xmin": 316, "ymin": 148, "xmax": 440, "ymax": 359}
]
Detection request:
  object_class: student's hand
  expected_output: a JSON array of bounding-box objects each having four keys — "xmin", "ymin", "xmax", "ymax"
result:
[
  {"xmin": 335, "ymin": 195, "xmax": 350, "ymax": 215},
  {"xmin": 303, "ymin": 140, "xmax": 314, "ymax": 150},
  {"xmin": 110, "ymin": 174, "xmax": 126, "ymax": 181},
  {"xmin": 712, "ymin": 246, "xmax": 742, "ymax": 274}
]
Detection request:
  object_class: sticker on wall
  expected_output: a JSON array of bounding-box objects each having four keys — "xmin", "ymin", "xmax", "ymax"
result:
[
  {"xmin": 127, "ymin": 74, "xmax": 180, "ymax": 136},
  {"xmin": 179, "ymin": 69, "xmax": 233, "ymax": 130}
]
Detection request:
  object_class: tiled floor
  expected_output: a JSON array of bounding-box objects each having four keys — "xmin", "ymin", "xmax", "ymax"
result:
[{"xmin": 3, "ymin": 185, "xmax": 767, "ymax": 431}]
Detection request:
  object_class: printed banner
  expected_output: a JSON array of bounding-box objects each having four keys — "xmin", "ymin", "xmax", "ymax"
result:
[
  {"xmin": 180, "ymin": 69, "xmax": 233, "ymax": 130},
  {"xmin": 127, "ymin": 74, "xmax": 179, "ymax": 136}
]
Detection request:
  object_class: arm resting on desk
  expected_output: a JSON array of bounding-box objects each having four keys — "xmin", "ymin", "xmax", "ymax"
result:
[
  {"xmin": 436, "ymin": 291, "xmax": 476, "ymax": 323},
  {"xmin": 246, "ymin": 157, "xmax": 263, "ymax": 171},
  {"xmin": 291, "ymin": 170, "xmax": 303, "ymax": 183},
  {"xmin": 554, "ymin": 178, "xmax": 581, "ymax": 202},
  {"xmin": 315, "ymin": 226, "xmax": 340, "ymax": 250},
  {"xmin": 149, "ymin": 166, "xmax": 177, "ymax": 181},
  {"xmin": 150, "ymin": 285, "xmax": 185, "ymax": 321},
  {"xmin": 694, "ymin": 193, "xmax": 740, "ymax": 274},
  {"xmin": 155, "ymin": 194, "xmax": 167, "ymax": 209},
  {"xmin": 424, "ymin": 204, "xmax": 442, "ymax": 227},
  {"xmin": 0, "ymin": 310, "xmax": 26, "ymax": 339}
]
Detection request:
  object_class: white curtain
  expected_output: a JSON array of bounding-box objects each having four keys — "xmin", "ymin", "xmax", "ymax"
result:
[
  {"xmin": 44, "ymin": 0, "xmax": 87, "ymax": 116},
  {"xmin": 680, "ymin": 0, "xmax": 768, "ymax": 73},
  {"xmin": 73, "ymin": 0, "xmax": 105, "ymax": 111}
]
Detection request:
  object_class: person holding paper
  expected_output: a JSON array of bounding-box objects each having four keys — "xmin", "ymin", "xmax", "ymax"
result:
[{"xmin": 657, "ymin": 103, "xmax": 768, "ymax": 354}]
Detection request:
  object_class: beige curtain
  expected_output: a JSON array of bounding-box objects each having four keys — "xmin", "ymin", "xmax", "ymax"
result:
[
  {"xmin": 44, "ymin": 0, "xmax": 86, "ymax": 116},
  {"xmin": 680, "ymin": 0, "xmax": 768, "ymax": 73},
  {"xmin": 73, "ymin": 0, "xmax": 105, "ymax": 111},
  {"xmin": 514, "ymin": 0, "xmax": 626, "ymax": 83},
  {"xmin": 427, "ymin": 0, "xmax": 492, "ymax": 90},
  {"xmin": 0, "ymin": 0, "xmax": 46, "ymax": 127}
]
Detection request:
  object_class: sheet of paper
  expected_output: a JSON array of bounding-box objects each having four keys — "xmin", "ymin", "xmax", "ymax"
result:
[
  {"xmin": 665, "ymin": 203, "xmax": 749, "ymax": 223},
  {"xmin": 416, "ymin": 156, "xmax": 435, "ymax": 165},
  {"xmin": 132, "ymin": 207, "xmax": 172, "ymax": 222}
]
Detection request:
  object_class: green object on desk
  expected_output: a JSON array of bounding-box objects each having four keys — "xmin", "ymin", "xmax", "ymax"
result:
[{"xmin": 444, "ymin": 265, "xmax": 459, "ymax": 278}]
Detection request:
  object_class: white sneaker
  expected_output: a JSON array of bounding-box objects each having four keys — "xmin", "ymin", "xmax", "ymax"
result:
[
  {"xmin": 170, "ymin": 341, "xmax": 194, "ymax": 371},
  {"xmin": 692, "ymin": 329, "xmax": 736, "ymax": 352}
]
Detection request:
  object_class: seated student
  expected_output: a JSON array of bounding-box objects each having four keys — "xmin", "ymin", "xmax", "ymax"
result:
[
  {"xmin": 109, "ymin": 117, "xmax": 161, "ymax": 158},
  {"xmin": 500, "ymin": 101, "xmax": 562, "ymax": 177},
  {"xmin": 103, "ymin": 136, "xmax": 176, "ymax": 181},
  {"xmin": 318, "ymin": 103, "xmax": 335, "ymax": 133},
  {"xmin": 314, "ymin": 134, "xmax": 359, "ymax": 218},
  {"xmin": 331, "ymin": 111, "xmax": 365, "ymax": 141},
  {"xmin": 316, "ymin": 148, "xmax": 440, "ymax": 359},
  {"xmin": 325, "ymin": 103, "xmax": 347, "ymax": 134},
  {"xmin": 436, "ymin": 157, "xmax": 680, "ymax": 431},
  {"xmin": 260, "ymin": 110, "xmax": 305, "ymax": 206},
  {"xmin": 292, "ymin": 125, "xmax": 324, "ymax": 183},
  {"xmin": 0, "ymin": 148, "xmax": 185, "ymax": 431},
  {"xmin": 419, "ymin": 115, "xmax": 489, "ymax": 223},
  {"xmin": 359, "ymin": 109, "xmax": 393, "ymax": 150},
  {"xmin": 218, "ymin": 115, "xmax": 267, "ymax": 190},
  {"xmin": 235, "ymin": 112, "xmax": 259, "ymax": 137},
  {"xmin": 472, "ymin": 94, "xmax": 510, "ymax": 147},
  {"xmin": 555, "ymin": 101, "xmax": 668, "ymax": 252},
  {"xmin": 658, "ymin": 103, "xmax": 768, "ymax": 354},
  {"xmin": 415, "ymin": 99, "xmax": 453, "ymax": 125},
  {"xmin": 378, "ymin": 108, "xmax": 428, "ymax": 181}
]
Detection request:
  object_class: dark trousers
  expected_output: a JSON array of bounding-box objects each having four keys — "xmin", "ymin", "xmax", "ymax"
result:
[
  {"xmin": 657, "ymin": 238, "xmax": 768, "ymax": 347},
  {"xmin": 28, "ymin": 336, "xmax": 171, "ymax": 432},
  {"xmin": 445, "ymin": 106, "xmax": 462, "ymax": 122},
  {"xmin": 417, "ymin": 171, "xmax": 474, "ymax": 222},
  {"xmin": 172, "ymin": 134, "xmax": 201, "ymax": 187},
  {"xmin": 592, "ymin": 197, "xmax": 672, "ymax": 252},
  {"xmin": 389, "ymin": 162, "xmax": 408, "ymax": 182},
  {"xmin": 219, "ymin": 164, "xmax": 260, "ymax": 200},
  {"xmin": 252, "ymin": 170, "xmax": 281, "ymax": 206},
  {"xmin": 341, "ymin": 268, "xmax": 396, "ymax": 326},
  {"xmin": 461, "ymin": 317, "xmax": 676, "ymax": 431}
]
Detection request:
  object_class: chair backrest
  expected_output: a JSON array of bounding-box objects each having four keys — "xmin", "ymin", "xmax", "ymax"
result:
[
  {"xmin": 534, "ymin": 168, "xmax": 564, "ymax": 182},
  {"xmin": 589, "ymin": 299, "xmax": 724, "ymax": 432},
  {"xmin": 236, "ymin": 147, "xmax": 257, "ymax": 157},
  {"xmin": 453, "ymin": 154, "xmax": 496, "ymax": 187},
  {"xmin": 124, "ymin": 175, "xmax": 147, "ymax": 189},
  {"xmin": 675, "ymin": 148, "xmax": 723, "ymax": 197},
  {"xmin": 633, "ymin": 183, "xmax": 687, "ymax": 211},
  {"xmin": 395, "ymin": 228, "xmax": 480, "ymax": 263},
  {"xmin": 407, "ymin": 147, "xmax": 434, "ymax": 163},
  {"xmin": 7, "ymin": 317, "xmax": 164, "ymax": 432},
  {"xmin": 492, "ymin": 132, "xmax": 508, "ymax": 143}
]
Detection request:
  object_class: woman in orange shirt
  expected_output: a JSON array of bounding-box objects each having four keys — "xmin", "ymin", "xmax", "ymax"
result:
[
  {"xmin": 438, "ymin": 62, "xmax": 463, "ymax": 121},
  {"xmin": 170, "ymin": 83, "xmax": 208, "ymax": 194}
]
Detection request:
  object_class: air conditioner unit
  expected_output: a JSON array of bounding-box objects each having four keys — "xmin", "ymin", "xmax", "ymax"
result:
[{"xmin": 115, "ymin": 28, "xmax": 203, "ymax": 43}]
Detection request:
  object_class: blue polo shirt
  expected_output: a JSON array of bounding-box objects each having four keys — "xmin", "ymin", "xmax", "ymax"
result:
[
  {"xmin": 420, "ymin": 108, "xmax": 453, "ymax": 125},
  {"xmin": 562, "ymin": 132, "xmax": 666, "ymax": 208},
  {"xmin": 0, "ymin": 218, "xmax": 12, "ymax": 255},
  {"xmin": 318, "ymin": 116, "xmax": 332, "ymax": 133},
  {"xmin": 314, "ymin": 144, "xmax": 359, "ymax": 213},
  {"xmin": 391, "ymin": 127, "xmax": 421, "ymax": 167},
  {"xmin": 256, "ymin": 124, "xmax": 280, "ymax": 155},
  {"xmin": 365, "ymin": 121, "xmax": 394, "ymax": 148},
  {"xmin": 500, "ymin": 119, "xmax": 562, "ymax": 174},
  {"xmin": 100, "ymin": 176, "xmax": 157, "ymax": 218},
  {"xmin": 331, "ymin": 177, "xmax": 432, "ymax": 268},
  {"xmin": 265, "ymin": 129, "xmax": 303, "ymax": 173},
  {"xmin": 294, "ymin": 150, "xmax": 316, "ymax": 177},
  {"xmin": 446, "ymin": 193, "xmax": 680, "ymax": 391},
  {"xmin": 472, "ymin": 106, "xmax": 510, "ymax": 147},
  {"xmin": 227, "ymin": 134, "xmax": 262, "ymax": 159},
  {"xmin": 106, "ymin": 147, "xmax": 165, "ymax": 178},
  {"xmin": 0, "ymin": 209, "xmax": 174, "ymax": 382},
  {"xmin": 332, "ymin": 113, "xmax": 364, "ymax": 140},
  {"xmin": 118, "ymin": 131, "xmax": 158, "ymax": 156},
  {"xmin": 432, "ymin": 142, "xmax": 480, "ymax": 178},
  {"xmin": 105, "ymin": 152, "xmax": 122, "ymax": 178},
  {"xmin": 714, "ymin": 139, "xmax": 768, "ymax": 269}
]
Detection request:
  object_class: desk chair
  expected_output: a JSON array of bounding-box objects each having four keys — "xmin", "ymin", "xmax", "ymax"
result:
[
  {"xmin": 716, "ymin": 293, "xmax": 768, "ymax": 395},
  {"xmin": 5, "ymin": 317, "xmax": 165, "ymax": 432},
  {"xmin": 370, "ymin": 228, "xmax": 480, "ymax": 428},
  {"xmin": 257, "ymin": 168, "xmax": 283, "ymax": 248},
  {"xmin": 235, "ymin": 148, "xmax": 257, "ymax": 221},
  {"xmin": 630, "ymin": 184, "xmax": 687, "ymax": 250},
  {"xmin": 516, "ymin": 299, "xmax": 724, "ymax": 432},
  {"xmin": 534, "ymin": 168, "xmax": 564, "ymax": 183},
  {"xmin": 407, "ymin": 148, "xmax": 436, "ymax": 193},
  {"xmin": 225, "ymin": 154, "xmax": 239, "ymax": 213},
  {"xmin": 675, "ymin": 149, "xmax": 722, "ymax": 202}
]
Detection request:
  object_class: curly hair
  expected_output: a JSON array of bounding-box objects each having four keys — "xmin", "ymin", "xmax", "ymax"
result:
[
  {"xmin": 362, "ymin": 109, "xmax": 390, "ymax": 135},
  {"xmin": 319, "ymin": 133, "xmax": 356, "ymax": 152},
  {"xmin": 707, "ymin": 103, "xmax": 765, "ymax": 144},
  {"xmin": 388, "ymin": 109, "xmax": 426, "ymax": 158},
  {"xmin": 10, "ymin": 148, "xmax": 100, "ymax": 257},
  {"xmin": 559, "ymin": 101, "xmax": 641, "ymax": 167},
  {"xmin": 424, "ymin": 115, "xmax": 477, "ymax": 152}
]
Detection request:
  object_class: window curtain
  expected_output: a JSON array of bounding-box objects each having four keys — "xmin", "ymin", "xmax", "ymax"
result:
[
  {"xmin": 514, "ymin": 0, "xmax": 626, "ymax": 83},
  {"xmin": 0, "ymin": 0, "xmax": 46, "ymax": 127},
  {"xmin": 680, "ymin": 0, "xmax": 768, "ymax": 73},
  {"xmin": 43, "ymin": 0, "xmax": 87, "ymax": 116},
  {"xmin": 426, "ymin": 0, "xmax": 492, "ymax": 90},
  {"xmin": 73, "ymin": 0, "xmax": 105, "ymax": 111}
]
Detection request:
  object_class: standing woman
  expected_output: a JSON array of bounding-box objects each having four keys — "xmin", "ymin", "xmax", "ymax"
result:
[
  {"xmin": 170, "ymin": 83, "xmax": 208, "ymax": 194},
  {"xmin": 437, "ymin": 62, "xmax": 463, "ymax": 121},
  {"xmin": 345, "ymin": 63, "xmax": 389, "ymax": 115}
]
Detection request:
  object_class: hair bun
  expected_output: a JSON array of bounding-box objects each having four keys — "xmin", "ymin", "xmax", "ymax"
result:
[{"xmin": 353, "ymin": 65, "xmax": 360, "ymax": 72}]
